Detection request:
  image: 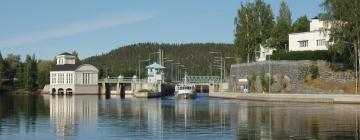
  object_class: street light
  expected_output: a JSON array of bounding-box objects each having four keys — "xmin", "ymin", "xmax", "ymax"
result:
[
  {"xmin": 163, "ymin": 60, "xmax": 173, "ymax": 81},
  {"xmin": 171, "ymin": 63, "xmax": 180, "ymax": 82},
  {"xmin": 176, "ymin": 65, "xmax": 185, "ymax": 82},
  {"xmin": 138, "ymin": 59, "xmax": 150, "ymax": 80},
  {"xmin": 223, "ymin": 57, "xmax": 235, "ymax": 81},
  {"xmin": 210, "ymin": 52, "xmax": 223, "ymax": 82}
]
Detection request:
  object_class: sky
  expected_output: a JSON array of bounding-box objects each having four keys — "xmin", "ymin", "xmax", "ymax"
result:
[{"xmin": 0, "ymin": 0, "xmax": 324, "ymax": 60}]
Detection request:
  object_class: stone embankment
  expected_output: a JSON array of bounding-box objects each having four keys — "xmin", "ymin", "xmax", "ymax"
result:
[{"xmin": 209, "ymin": 92, "xmax": 360, "ymax": 104}]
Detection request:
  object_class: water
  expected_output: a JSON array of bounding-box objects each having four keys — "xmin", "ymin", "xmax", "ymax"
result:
[{"xmin": 0, "ymin": 94, "xmax": 360, "ymax": 140}]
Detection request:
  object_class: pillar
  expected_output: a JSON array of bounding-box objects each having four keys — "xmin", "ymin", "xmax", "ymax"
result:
[
  {"xmin": 116, "ymin": 82, "xmax": 120, "ymax": 95},
  {"xmin": 101, "ymin": 81, "xmax": 106, "ymax": 94}
]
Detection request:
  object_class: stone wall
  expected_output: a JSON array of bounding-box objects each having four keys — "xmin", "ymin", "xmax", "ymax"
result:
[
  {"xmin": 229, "ymin": 60, "xmax": 314, "ymax": 92},
  {"xmin": 319, "ymin": 71, "xmax": 355, "ymax": 82}
]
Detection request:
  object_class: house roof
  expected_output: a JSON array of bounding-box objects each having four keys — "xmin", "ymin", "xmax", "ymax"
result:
[
  {"xmin": 50, "ymin": 64, "xmax": 81, "ymax": 71},
  {"xmin": 59, "ymin": 52, "xmax": 72, "ymax": 55},
  {"xmin": 146, "ymin": 63, "xmax": 165, "ymax": 69}
]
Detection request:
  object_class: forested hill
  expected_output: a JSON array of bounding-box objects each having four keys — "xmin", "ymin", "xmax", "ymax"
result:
[{"xmin": 82, "ymin": 43, "xmax": 235, "ymax": 78}]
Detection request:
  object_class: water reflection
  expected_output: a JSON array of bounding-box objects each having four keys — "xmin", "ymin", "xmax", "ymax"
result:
[
  {"xmin": 49, "ymin": 95, "xmax": 98, "ymax": 137},
  {"xmin": 1, "ymin": 95, "xmax": 360, "ymax": 139}
]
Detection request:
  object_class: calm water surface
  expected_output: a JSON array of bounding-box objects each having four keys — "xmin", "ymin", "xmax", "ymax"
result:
[{"xmin": 0, "ymin": 94, "xmax": 360, "ymax": 140}]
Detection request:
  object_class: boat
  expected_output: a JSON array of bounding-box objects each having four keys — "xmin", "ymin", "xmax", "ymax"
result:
[{"xmin": 175, "ymin": 72, "xmax": 196, "ymax": 99}]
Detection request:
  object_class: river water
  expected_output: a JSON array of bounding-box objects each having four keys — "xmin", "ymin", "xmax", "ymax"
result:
[{"xmin": 0, "ymin": 94, "xmax": 360, "ymax": 140}]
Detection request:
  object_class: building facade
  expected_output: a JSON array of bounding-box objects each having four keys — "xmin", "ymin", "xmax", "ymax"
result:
[
  {"xmin": 49, "ymin": 52, "xmax": 99, "ymax": 95},
  {"xmin": 256, "ymin": 45, "xmax": 276, "ymax": 62},
  {"xmin": 146, "ymin": 62, "xmax": 165, "ymax": 83},
  {"xmin": 289, "ymin": 17, "xmax": 329, "ymax": 51}
]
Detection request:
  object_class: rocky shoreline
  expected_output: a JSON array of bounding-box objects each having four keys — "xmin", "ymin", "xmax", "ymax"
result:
[{"xmin": 209, "ymin": 92, "xmax": 360, "ymax": 104}]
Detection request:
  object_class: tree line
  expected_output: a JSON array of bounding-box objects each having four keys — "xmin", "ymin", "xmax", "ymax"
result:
[
  {"xmin": 0, "ymin": 51, "xmax": 79, "ymax": 94},
  {"xmin": 234, "ymin": 0, "xmax": 360, "ymax": 68},
  {"xmin": 82, "ymin": 43, "xmax": 235, "ymax": 80},
  {"xmin": 234, "ymin": 0, "xmax": 310, "ymax": 63}
]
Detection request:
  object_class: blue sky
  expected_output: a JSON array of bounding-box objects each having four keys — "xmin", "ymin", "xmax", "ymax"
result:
[{"xmin": 0, "ymin": 0, "xmax": 324, "ymax": 60}]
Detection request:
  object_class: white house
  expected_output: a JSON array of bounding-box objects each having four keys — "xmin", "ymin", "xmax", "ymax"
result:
[
  {"xmin": 256, "ymin": 45, "xmax": 276, "ymax": 61},
  {"xmin": 49, "ymin": 52, "xmax": 99, "ymax": 95},
  {"xmin": 289, "ymin": 17, "xmax": 330, "ymax": 51},
  {"xmin": 146, "ymin": 62, "xmax": 165, "ymax": 83}
]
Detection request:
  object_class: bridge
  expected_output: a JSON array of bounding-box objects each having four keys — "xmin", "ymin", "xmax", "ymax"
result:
[
  {"xmin": 181, "ymin": 76, "xmax": 221, "ymax": 85},
  {"xmin": 97, "ymin": 75, "xmax": 221, "ymax": 96}
]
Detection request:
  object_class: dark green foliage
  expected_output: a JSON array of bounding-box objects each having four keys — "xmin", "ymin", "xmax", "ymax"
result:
[
  {"xmin": 72, "ymin": 51, "xmax": 81, "ymax": 64},
  {"xmin": 292, "ymin": 16, "xmax": 310, "ymax": 33},
  {"xmin": 270, "ymin": 51, "xmax": 331, "ymax": 61},
  {"xmin": 322, "ymin": 0, "xmax": 360, "ymax": 67},
  {"xmin": 0, "ymin": 52, "xmax": 5, "ymax": 89},
  {"xmin": 267, "ymin": 1, "xmax": 292, "ymax": 51},
  {"xmin": 260, "ymin": 73, "xmax": 270, "ymax": 92},
  {"xmin": 37, "ymin": 60, "xmax": 54, "ymax": 88},
  {"xmin": 234, "ymin": 0, "xmax": 274, "ymax": 62},
  {"xmin": 82, "ymin": 43, "xmax": 235, "ymax": 78},
  {"xmin": 311, "ymin": 65, "xmax": 319, "ymax": 79},
  {"xmin": 24, "ymin": 54, "xmax": 38, "ymax": 91}
]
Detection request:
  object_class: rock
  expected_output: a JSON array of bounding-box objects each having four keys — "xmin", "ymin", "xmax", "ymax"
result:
[
  {"xmin": 254, "ymin": 76, "xmax": 263, "ymax": 93},
  {"xmin": 281, "ymin": 75, "xmax": 292, "ymax": 92},
  {"xmin": 271, "ymin": 74, "xmax": 282, "ymax": 92}
]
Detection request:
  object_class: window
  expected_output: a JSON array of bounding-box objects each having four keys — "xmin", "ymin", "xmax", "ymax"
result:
[
  {"xmin": 298, "ymin": 40, "xmax": 308, "ymax": 47},
  {"xmin": 58, "ymin": 73, "xmax": 64, "ymax": 84},
  {"xmin": 317, "ymin": 39, "xmax": 326, "ymax": 46},
  {"xmin": 83, "ymin": 73, "xmax": 91, "ymax": 84},
  {"xmin": 66, "ymin": 73, "xmax": 73, "ymax": 84},
  {"xmin": 51, "ymin": 73, "xmax": 56, "ymax": 84}
]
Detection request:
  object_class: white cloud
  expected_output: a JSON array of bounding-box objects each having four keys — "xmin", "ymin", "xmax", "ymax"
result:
[{"xmin": 0, "ymin": 13, "xmax": 156, "ymax": 48}]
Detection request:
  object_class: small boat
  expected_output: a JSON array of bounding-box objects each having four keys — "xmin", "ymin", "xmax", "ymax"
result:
[{"xmin": 175, "ymin": 72, "xmax": 196, "ymax": 99}]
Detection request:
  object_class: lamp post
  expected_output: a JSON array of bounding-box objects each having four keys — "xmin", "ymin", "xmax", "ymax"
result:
[
  {"xmin": 210, "ymin": 52, "xmax": 223, "ymax": 82},
  {"xmin": 223, "ymin": 57, "xmax": 235, "ymax": 82},
  {"xmin": 176, "ymin": 65, "xmax": 185, "ymax": 82},
  {"xmin": 163, "ymin": 60, "xmax": 173, "ymax": 81},
  {"xmin": 138, "ymin": 59, "xmax": 150, "ymax": 80},
  {"xmin": 171, "ymin": 63, "xmax": 180, "ymax": 82}
]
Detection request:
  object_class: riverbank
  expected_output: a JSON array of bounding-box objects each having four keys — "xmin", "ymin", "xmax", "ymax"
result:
[{"xmin": 209, "ymin": 92, "xmax": 360, "ymax": 104}]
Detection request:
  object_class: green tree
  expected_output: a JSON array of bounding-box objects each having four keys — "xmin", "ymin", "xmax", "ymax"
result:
[
  {"xmin": 37, "ymin": 60, "xmax": 54, "ymax": 88},
  {"xmin": 322, "ymin": 0, "xmax": 360, "ymax": 66},
  {"xmin": 4, "ymin": 54, "xmax": 21, "ymax": 86},
  {"xmin": 24, "ymin": 54, "xmax": 38, "ymax": 91},
  {"xmin": 234, "ymin": 0, "xmax": 274, "ymax": 62},
  {"xmin": 267, "ymin": 1, "xmax": 292, "ymax": 51},
  {"xmin": 0, "ymin": 52, "xmax": 5, "ymax": 89},
  {"xmin": 72, "ymin": 51, "xmax": 80, "ymax": 64},
  {"xmin": 292, "ymin": 15, "xmax": 310, "ymax": 33}
]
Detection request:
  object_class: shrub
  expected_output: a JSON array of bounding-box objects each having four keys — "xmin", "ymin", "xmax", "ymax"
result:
[
  {"xmin": 311, "ymin": 65, "xmax": 319, "ymax": 79},
  {"xmin": 270, "ymin": 50, "xmax": 330, "ymax": 61}
]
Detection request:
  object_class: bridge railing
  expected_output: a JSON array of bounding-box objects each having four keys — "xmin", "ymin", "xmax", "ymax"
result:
[
  {"xmin": 98, "ymin": 77, "xmax": 138, "ymax": 83},
  {"xmin": 182, "ymin": 76, "xmax": 221, "ymax": 84}
]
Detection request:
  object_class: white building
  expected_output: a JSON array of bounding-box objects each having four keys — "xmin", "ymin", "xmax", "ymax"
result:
[
  {"xmin": 256, "ymin": 45, "xmax": 276, "ymax": 61},
  {"xmin": 289, "ymin": 17, "xmax": 329, "ymax": 51},
  {"xmin": 49, "ymin": 52, "xmax": 99, "ymax": 95},
  {"xmin": 146, "ymin": 62, "xmax": 165, "ymax": 83}
]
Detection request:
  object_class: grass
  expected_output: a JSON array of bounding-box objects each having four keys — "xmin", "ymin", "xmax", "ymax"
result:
[{"xmin": 304, "ymin": 75, "xmax": 358, "ymax": 94}]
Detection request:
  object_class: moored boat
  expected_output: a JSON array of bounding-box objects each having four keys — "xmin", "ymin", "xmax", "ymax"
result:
[{"xmin": 175, "ymin": 72, "xmax": 196, "ymax": 99}]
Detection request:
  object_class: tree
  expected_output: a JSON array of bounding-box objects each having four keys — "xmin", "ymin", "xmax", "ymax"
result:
[
  {"xmin": 37, "ymin": 60, "xmax": 54, "ymax": 88},
  {"xmin": 72, "ymin": 51, "xmax": 80, "ymax": 64},
  {"xmin": 234, "ymin": 0, "xmax": 274, "ymax": 62},
  {"xmin": 0, "ymin": 52, "xmax": 5, "ymax": 89},
  {"xmin": 322, "ymin": 0, "xmax": 360, "ymax": 66},
  {"xmin": 5, "ymin": 54, "xmax": 21, "ymax": 85},
  {"xmin": 267, "ymin": 1, "xmax": 292, "ymax": 51},
  {"xmin": 24, "ymin": 54, "xmax": 38, "ymax": 91},
  {"xmin": 292, "ymin": 16, "xmax": 310, "ymax": 33}
]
